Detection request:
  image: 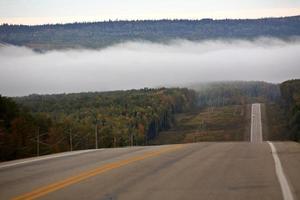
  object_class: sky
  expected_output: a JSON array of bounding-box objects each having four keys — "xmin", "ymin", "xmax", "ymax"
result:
[
  {"xmin": 0, "ymin": 0, "xmax": 300, "ymax": 25},
  {"xmin": 1, "ymin": 38, "xmax": 299, "ymax": 96}
]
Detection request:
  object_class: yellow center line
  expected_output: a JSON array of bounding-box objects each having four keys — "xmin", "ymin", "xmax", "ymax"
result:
[{"xmin": 12, "ymin": 145, "xmax": 184, "ymax": 200}]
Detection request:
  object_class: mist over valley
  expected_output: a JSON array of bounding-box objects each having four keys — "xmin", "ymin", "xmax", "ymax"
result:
[{"xmin": 1, "ymin": 38, "xmax": 299, "ymax": 96}]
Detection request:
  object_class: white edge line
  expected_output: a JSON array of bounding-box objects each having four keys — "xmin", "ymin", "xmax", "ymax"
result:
[
  {"xmin": 250, "ymin": 104, "xmax": 254, "ymax": 142},
  {"xmin": 267, "ymin": 141, "xmax": 295, "ymax": 200},
  {"xmin": 0, "ymin": 149, "xmax": 101, "ymax": 169},
  {"xmin": 258, "ymin": 103, "xmax": 263, "ymax": 142}
]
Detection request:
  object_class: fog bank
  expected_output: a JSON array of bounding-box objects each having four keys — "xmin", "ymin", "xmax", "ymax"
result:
[{"xmin": 0, "ymin": 38, "xmax": 300, "ymax": 96}]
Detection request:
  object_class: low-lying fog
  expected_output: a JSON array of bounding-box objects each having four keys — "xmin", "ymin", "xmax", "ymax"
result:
[{"xmin": 0, "ymin": 38, "xmax": 300, "ymax": 96}]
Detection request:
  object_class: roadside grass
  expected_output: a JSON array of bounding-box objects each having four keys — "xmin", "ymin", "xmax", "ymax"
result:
[
  {"xmin": 150, "ymin": 105, "xmax": 250, "ymax": 144},
  {"xmin": 263, "ymin": 103, "xmax": 289, "ymax": 140}
]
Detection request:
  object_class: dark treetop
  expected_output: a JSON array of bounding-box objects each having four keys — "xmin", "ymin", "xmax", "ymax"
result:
[{"xmin": 1, "ymin": 16, "xmax": 300, "ymax": 50}]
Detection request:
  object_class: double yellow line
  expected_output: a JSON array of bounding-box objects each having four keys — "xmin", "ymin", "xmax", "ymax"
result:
[{"xmin": 13, "ymin": 145, "xmax": 183, "ymax": 200}]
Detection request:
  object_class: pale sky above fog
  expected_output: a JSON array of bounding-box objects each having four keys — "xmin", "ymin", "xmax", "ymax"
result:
[
  {"xmin": 0, "ymin": 0, "xmax": 300, "ymax": 25},
  {"xmin": 0, "ymin": 38, "xmax": 299, "ymax": 96}
]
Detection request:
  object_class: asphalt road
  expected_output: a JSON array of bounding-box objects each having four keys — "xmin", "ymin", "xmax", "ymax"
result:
[
  {"xmin": 251, "ymin": 103, "xmax": 263, "ymax": 143},
  {"xmin": 0, "ymin": 104, "xmax": 299, "ymax": 200}
]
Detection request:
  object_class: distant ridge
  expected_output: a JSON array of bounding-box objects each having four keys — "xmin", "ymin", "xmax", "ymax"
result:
[
  {"xmin": 2, "ymin": 15, "xmax": 300, "ymax": 27},
  {"xmin": 1, "ymin": 15, "xmax": 300, "ymax": 50}
]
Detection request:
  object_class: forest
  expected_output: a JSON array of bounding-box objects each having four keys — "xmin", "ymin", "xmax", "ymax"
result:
[
  {"xmin": 280, "ymin": 80, "xmax": 300, "ymax": 141},
  {"xmin": 189, "ymin": 81, "xmax": 280, "ymax": 107},
  {"xmin": 1, "ymin": 15, "xmax": 300, "ymax": 50},
  {"xmin": 0, "ymin": 88, "xmax": 196, "ymax": 161}
]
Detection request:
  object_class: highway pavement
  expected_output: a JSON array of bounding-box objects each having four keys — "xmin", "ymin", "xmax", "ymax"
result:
[{"xmin": 251, "ymin": 103, "xmax": 263, "ymax": 143}]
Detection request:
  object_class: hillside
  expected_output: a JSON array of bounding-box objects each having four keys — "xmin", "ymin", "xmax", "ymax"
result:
[
  {"xmin": 189, "ymin": 81, "xmax": 280, "ymax": 107},
  {"xmin": 0, "ymin": 88, "xmax": 196, "ymax": 160},
  {"xmin": 151, "ymin": 81, "xmax": 280, "ymax": 144},
  {"xmin": 280, "ymin": 79, "xmax": 300, "ymax": 140},
  {"xmin": 151, "ymin": 80, "xmax": 300, "ymax": 144},
  {"xmin": 150, "ymin": 104, "xmax": 251, "ymax": 144},
  {"xmin": 1, "ymin": 16, "xmax": 300, "ymax": 50}
]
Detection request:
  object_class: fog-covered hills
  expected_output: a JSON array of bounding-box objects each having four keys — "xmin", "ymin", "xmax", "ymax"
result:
[{"xmin": 1, "ymin": 15, "xmax": 300, "ymax": 50}]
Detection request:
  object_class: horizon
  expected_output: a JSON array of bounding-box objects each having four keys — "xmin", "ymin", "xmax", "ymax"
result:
[
  {"xmin": 1, "ymin": 14, "xmax": 300, "ymax": 26},
  {"xmin": 1, "ymin": 0, "xmax": 300, "ymax": 25},
  {"xmin": 1, "ymin": 1, "xmax": 299, "ymax": 97},
  {"xmin": 4, "ymin": 80, "xmax": 284, "ymax": 98}
]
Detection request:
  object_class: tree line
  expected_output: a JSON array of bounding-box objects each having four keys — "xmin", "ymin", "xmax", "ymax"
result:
[
  {"xmin": 189, "ymin": 81, "xmax": 280, "ymax": 107},
  {"xmin": 1, "ymin": 16, "xmax": 300, "ymax": 50},
  {"xmin": 0, "ymin": 88, "xmax": 196, "ymax": 161},
  {"xmin": 280, "ymin": 79, "xmax": 300, "ymax": 141}
]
